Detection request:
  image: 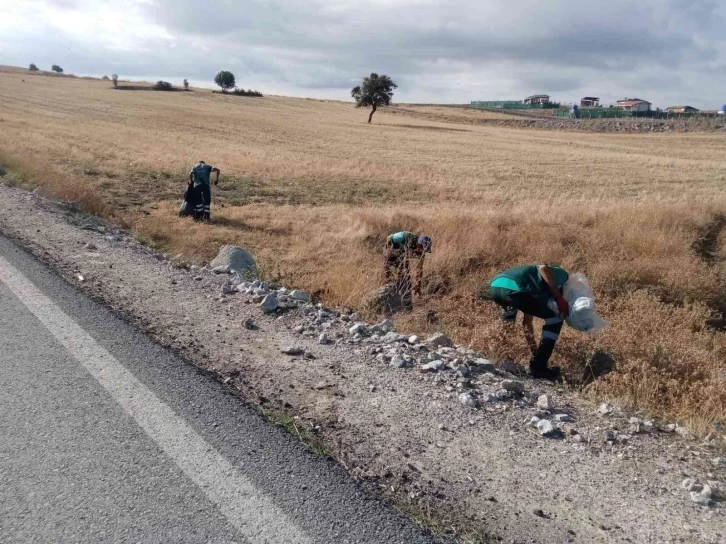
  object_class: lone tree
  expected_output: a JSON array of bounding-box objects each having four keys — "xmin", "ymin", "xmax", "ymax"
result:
[
  {"xmin": 214, "ymin": 71, "xmax": 236, "ymax": 93},
  {"xmin": 29, "ymin": 63, "xmax": 39, "ymax": 71},
  {"xmin": 351, "ymin": 73, "xmax": 397, "ymax": 123},
  {"xmin": 183, "ymin": 78, "xmax": 189, "ymax": 90},
  {"xmin": 51, "ymin": 64, "xmax": 63, "ymax": 73},
  {"xmin": 111, "ymin": 74, "xmax": 118, "ymax": 88}
]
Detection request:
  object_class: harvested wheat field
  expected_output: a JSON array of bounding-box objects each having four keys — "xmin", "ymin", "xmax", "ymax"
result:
[{"xmin": 1, "ymin": 68, "xmax": 725, "ymax": 433}]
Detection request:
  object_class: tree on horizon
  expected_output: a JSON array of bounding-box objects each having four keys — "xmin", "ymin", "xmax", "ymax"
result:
[
  {"xmin": 351, "ymin": 73, "xmax": 398, "ymax": 124},
  {"xmin": 214, "ymin": 71, "xmax": 236, "ymax": 93}
]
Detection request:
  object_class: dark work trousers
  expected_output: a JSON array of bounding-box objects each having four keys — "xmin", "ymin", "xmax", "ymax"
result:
[
  {"xmin": 488, "ymin": 286, "xmax": 564, "ymax": 370},
  {"xmin": 192, "ymin": 183, "xmax": 212, "ymax": 221}
]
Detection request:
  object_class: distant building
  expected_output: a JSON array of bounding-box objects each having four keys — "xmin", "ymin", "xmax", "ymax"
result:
[
  {"xmin": 666, "ymin": 106, "xmax": 699, "ymax": 113},
  {"xmin": 523, "ymin": 94, "xmax": 550, "ymax": 105},
  {"xmin": 580, "ymin": 96, "xmax": 600, "ymax": 107},
  {"xmin": 614, "ymin": 98, "xmax": 652, "ymax": 112}
]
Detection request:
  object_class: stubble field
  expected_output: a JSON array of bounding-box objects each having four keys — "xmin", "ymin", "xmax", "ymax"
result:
[{"xmin": 1, "ymin": 68, "xmax": 725, "ymax": 432}]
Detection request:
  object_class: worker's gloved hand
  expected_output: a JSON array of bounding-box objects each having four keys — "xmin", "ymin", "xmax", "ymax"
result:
[{"xmin": 555, "ymin": 296, "xmax": 570, "ymax": 317}]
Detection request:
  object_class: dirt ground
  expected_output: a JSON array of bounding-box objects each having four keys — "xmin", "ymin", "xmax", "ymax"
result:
[{"xmin": 1, "ymin": 182, "xmax": 724, "ymax": 543}]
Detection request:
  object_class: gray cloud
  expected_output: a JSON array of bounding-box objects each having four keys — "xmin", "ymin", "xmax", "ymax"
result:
[{"xmin": 2, "ymin": 0, "xmax": 725, "ymax": 108}]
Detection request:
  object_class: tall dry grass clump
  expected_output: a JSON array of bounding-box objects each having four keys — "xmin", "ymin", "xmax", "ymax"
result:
[{"xmin": 0, "ymin": 151, "xmax": 110, "ymax": 217}]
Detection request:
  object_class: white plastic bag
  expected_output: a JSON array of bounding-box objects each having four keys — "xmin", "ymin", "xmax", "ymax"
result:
[{"xmin": 562, "ymin": 273, "xmax": 608, "ymax": 333}]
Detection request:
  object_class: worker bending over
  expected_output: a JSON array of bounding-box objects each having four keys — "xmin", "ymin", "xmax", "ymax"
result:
[
  {"xmin": 483, "ymin": 264, "xmax": 569, "ymax": 382},
  {"xmin": 188, "ymin": 160, "xmax": 221, "ymax": 221},
  {"xmin": 383, "ymin": 232, "xmax": 432, "ymax": 298}
]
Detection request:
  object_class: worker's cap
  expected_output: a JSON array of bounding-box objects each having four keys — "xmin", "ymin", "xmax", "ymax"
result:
[{"xmin": 418, "ymin": 235, "xmax": 432, "ymax": 253}]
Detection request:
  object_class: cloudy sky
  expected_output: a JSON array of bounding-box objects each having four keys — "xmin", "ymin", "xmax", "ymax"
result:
[{"xmin": 2, "ymin": 0, "xmax": 725, "ymax": 108}]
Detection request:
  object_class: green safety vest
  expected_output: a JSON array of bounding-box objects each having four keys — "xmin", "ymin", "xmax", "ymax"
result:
[
  {"xmin": 191, "ymin": 163, "xmax": 214, "ymax": 186},
  {"xmin": 388, "ymin": 232, "xmax": 418, "ymax": 249},
  {"xmin": 491, "ymin": 265, "xmax": 569, "ymax": 296}
]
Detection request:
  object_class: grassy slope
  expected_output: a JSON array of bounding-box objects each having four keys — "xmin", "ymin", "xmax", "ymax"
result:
[{"xmin": 1, "ymin": 68, "xmax": 725, "ymax": 432}]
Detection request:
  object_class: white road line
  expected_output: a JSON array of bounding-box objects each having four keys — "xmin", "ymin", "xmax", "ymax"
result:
[{"xmin": 0, "ymin": 255, "xmax": 312, "ymax": 544}]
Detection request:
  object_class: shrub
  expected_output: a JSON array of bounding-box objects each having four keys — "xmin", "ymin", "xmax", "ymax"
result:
[
  {"xmin": 102, "ymin": 75, "xmax": 109, "ymax": 80},
  {"xmin": 153, "ymin": 80, "xmax": 173, "ymax": 91},
  {"xmin": 111, "ymin": 74, "xmax": 118, "ymax": 88},
  {"xmin": 214, "ymin": 71, "xmax": 236, "ymax": 92},
  {"xmin": 29, "ymin": 63, "xmax": 39, "ymax": 71},
  {"xmin": 231, "ymin": 88, "xmax": 263, "ymax": 97},
  {"xmin": 51, "ymin": 65, "xmax": 63, "ymax": 73},
  {"xmin": 183, "ymin": 79, "xmax": 189, "ymax": 90}
]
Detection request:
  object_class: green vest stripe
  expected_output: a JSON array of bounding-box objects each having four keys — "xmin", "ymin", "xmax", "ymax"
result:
[{"xmin": 490, "ymin": 277, "xmax": 520, "ymax": 291}]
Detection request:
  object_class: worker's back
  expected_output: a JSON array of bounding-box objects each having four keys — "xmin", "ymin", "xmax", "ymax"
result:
[{"xmin": 191, "ymin": 162, "xmax": 213, "ymax": 186}]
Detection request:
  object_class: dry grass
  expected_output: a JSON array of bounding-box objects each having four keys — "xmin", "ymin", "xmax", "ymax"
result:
[{"xmin": 1, "ymin": 67, "xmax": 725, "ymax": 432}]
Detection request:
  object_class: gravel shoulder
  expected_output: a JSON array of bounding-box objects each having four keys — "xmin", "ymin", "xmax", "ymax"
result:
[{"xmin": 1, "ymin": 182, "xmax": 724, "ymax": 544}]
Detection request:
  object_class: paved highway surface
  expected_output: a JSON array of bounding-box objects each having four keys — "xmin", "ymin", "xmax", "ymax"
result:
[{"xmin": 0, "ymin": 234, "xmax": 434, "ymax": 544}]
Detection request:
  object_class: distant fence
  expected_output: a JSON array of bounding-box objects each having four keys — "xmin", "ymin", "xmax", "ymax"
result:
[
  {"xmin": 556, "ymin": 108, "xmax": 724, "ymax": 120},
  {"xmin": 555, "ymin": 108, "xmax": 632, "ymax": 119},
  {"xmin": 471, "ymin": 100, "xmax": 561, "ymax": 110}
]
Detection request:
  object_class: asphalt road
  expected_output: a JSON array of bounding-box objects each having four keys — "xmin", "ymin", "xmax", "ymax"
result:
[{"xmin": 0, "ymin": 234, "xmax": 434, "ymax": 544}]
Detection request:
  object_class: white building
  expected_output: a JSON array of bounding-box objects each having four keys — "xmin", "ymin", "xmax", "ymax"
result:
[
  {"xmin": 523, "ymin": 94, "xmax": 550, "ymax": 105},
  {"xmin": 614, "ymin": 98, "xmax": 652, "ymax": 112}
]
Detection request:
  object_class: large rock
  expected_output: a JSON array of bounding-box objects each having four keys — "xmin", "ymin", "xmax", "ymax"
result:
[
  {"xmin": 473, "ymin": 358, "xmax": 497, "ymax": 373},
  {"xmin": 210, "ymin": 245, "xmax": 257, "ymax": 278},
  {"xmin": 364, "ymin": 283, "xmax": 411, "ymax": 314},
  {"xmin": 260, "ymin": 294, "xmax": 278, "ymax": 313},
  {"xmin": 426, "ymin": 333, "xmax": 453, "ymax": 348},
  {"xmin": 349, "ymin": 323, "xmax": 368, "ymax": 336},
  {"xmin": 290, "ymin": 290, "xmax": 310, "ymax": 302}
]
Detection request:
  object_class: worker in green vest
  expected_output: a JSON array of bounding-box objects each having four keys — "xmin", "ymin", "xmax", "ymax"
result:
[
  {"xmin": 188, "ymin": 160, "xmax": 221, "ymax": 221},
  {"xmin": 383, "ymin": 232, "xmax": 432, "ymax": 298},
  {"xmin": 482, "ymin": 264, "xmax": 570, "ymax": 381}
]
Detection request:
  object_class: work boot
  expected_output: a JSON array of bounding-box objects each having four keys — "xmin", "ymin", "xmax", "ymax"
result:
[{"xmin": 529, "ymin": 365, "xmax": 562, "ymax": 383}]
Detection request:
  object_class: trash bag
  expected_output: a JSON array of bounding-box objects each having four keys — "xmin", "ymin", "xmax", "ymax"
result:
[
  {"xmin": 179, "ymin": 199, "xmax": 194, "ymax": 217},
  {"xmin": 179, "ymin": 183, "xmax": 195, "ymax": 217},
  {"xmin": 562, "ymin": 273, "xmax": 608, "ymax": 333}
]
